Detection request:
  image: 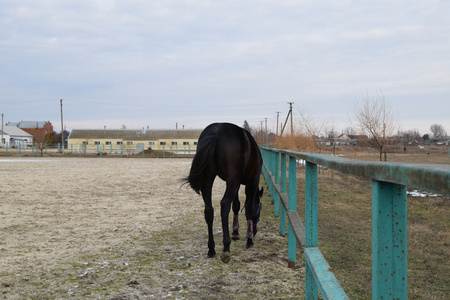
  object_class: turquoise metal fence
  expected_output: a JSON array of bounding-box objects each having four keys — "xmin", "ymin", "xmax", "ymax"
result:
[{"xmin": 260, "ymin": 147, "xmax": 449, "ymax": 300}]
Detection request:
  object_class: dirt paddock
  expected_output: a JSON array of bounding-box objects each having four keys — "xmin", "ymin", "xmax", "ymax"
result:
[{"xmin": 0, "ymin": 157, "xmax": 303, "ymax": 299}]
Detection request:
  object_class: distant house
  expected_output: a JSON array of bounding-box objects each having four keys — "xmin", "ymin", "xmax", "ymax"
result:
[
  {"xmin": 337, "ymin": 134, "xmax": 369, "ymax": 146},
  {"xmin": 0, "ymin": 130, "xmax": 9, "ymax": 146},
  {"xmin": 68, "ymin": 129, "xmax": 203, "ymax": 153},
  {"xmin": 6, "ymin": 121, "xmax": 54, "ymax": 141},
  {"xmin": 1, "ymin": 126, "xmax": 33, "ymax": 147}
]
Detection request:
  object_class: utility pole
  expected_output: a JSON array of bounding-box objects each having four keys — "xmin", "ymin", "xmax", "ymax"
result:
[
  {"xmin": 280, "ymin": 102, "xmax": 294, "ymax": 137},
  {"xmin": 1, "ymin": 113, "xmax": 3, "ymax": 145},
  {"xmin": 60, "ymin": 99, "xmax": 64, "ymax": 153},
  {"xmin": 260, "ymin": 121, "xmax": 264, "ymax": 143},
  {"xmin": 264, "ymin": 117, "xmax": 268, "ymax": 145},
  {"xmin": 276, "ymin": 111, "xmax": 280, "ymax": 136},
  {"xmin": 289, "ymin": 102, "xmax": 294, "ymax": 136}
]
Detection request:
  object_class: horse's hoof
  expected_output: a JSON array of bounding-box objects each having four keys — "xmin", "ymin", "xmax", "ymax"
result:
[
  {"xmin": 231, "ymin": 231, "xmax": 240, "ymax": 240},
  {"xmin": 207, "ymin": 250, "xmax": 216, "ymax": 258},
  {"xmin": 246, "ymin": 238, "xmax": 254, "ymax": 249},
  {"xmin": 220, "ymin": 251, "xmax": 231, "ymax": 263}
]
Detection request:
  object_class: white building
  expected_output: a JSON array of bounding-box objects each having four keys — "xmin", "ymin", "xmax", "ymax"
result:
[{"xmin": 1, "ymin": 126, "xmax": 33, "ymax": 148}]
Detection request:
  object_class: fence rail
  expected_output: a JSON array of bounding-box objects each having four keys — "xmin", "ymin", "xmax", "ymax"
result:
[
  {"xmin": 260, "ymin": 147, "xmax": 449, "ymax": 300},
  {"xmin": 0, "ymin": 143, "xmax": 196, "ymax": 156}
]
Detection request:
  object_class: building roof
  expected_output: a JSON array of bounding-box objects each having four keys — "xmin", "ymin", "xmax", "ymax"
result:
[
  {"xmin": 338, "ymin": 134, "xmax": 368, "ymax": 140},
  {"xmin": 2, "ymin": 126, "xmax": 33, "ymax": 137},
  {"xmin": 141, "ymin": 129, "xmax": 203, "ymax": 140},
  {"xmin": 69, "ymin": 129, "xmax": 203, "ymax": 141},
  {"xmin": 6, "ymin": 121, "xmax": 51, "ymax": 129}
]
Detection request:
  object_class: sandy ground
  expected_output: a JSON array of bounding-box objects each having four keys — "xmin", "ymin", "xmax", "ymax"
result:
[
  {"xmin": 0, "ymin": 157, "xmax": 304, "ymax": 299},
  {"xmin": 1, "ymin": 158, "xmax": 198, "ymax": 272}
]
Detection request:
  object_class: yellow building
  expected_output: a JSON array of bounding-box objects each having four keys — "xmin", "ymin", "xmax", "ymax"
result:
[{"xmin": 68, "ymin": 129, "xmax": 202, "ymax": 154}]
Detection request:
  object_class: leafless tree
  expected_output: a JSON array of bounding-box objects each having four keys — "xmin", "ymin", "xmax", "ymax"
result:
[
  {"xmin": 298, "ymin": 109, "xmax": 336, "ymax": 153},
  {"xmin": 343, "ymin": 126, "xmax": 357, "ymax": 135},
  {"xmin": 350, "ymin": 92, "xmax": 399, "ymax": 161},
  {"xmin": 34, "ymin": 132, "xmax": 56, "ymax": 157},
  {"xmin": 430, "ymin": 124, "xmax": 447, "ymax": 140},
  {"xmin": 398, "ymin": 129, "xmax": 421, "ymax": 145},
  {"xmin": 298, "ymin": 109, "xmax": 323, "ymax": 152}
]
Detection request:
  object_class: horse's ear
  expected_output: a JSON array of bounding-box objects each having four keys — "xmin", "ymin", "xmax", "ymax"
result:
[{"xmin": 259, "ymin": 187, "xmax": 264, "ymax": 197}]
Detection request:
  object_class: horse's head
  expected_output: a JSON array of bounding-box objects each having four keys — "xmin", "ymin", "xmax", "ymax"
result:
[{"xmin": 249, "ymin": 187, "xmax": 264, "ymax": 237}]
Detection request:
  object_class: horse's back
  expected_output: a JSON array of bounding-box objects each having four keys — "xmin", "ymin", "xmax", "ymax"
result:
[{"xmin": 212, "ymin": 123, "xmax": 262, "ymax": 184}]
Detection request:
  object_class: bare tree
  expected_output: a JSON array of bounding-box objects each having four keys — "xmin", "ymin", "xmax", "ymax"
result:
[
  {"xmin": 34, "ymin": 131, "xmax": 56, "ymax": 157},
  {"xmin": 298, "ymin": 109, "xmax": 323, "ymax": 152},
  {"xmin": 398, "ymin": 129, "xmax": 421, "ymax": 145},
  {"xmin": 350, "ymin": 92, "xmax": 399, "ymax": 161},
  {"xmin": 430, "ymin": 124, "xmax": 447, "ymax": 140},
  {"xmin": 343, "ymin": 126, "xmax": 357, "ymax": 135},
  {"xmin": 323, "ymin": 123, "xmax": 337, "ymax": 155},
  {"xmin": 298, "ymin": 109, "xmax": 337, "ymax": 153}
]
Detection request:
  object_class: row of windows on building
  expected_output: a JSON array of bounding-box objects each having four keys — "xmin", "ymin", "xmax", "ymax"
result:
[{"xmin": 82, "ymin": 141, "xmax": 198, "ymax": 146}]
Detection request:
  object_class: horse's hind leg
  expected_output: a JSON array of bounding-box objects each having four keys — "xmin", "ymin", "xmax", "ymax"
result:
[
  {"xmin": 202, "ymin": 181, "xmax": 216, "ymax": 258},
  {"xmin": 231, "ymin": 194, "xmax": 240, "ymax": 240}
]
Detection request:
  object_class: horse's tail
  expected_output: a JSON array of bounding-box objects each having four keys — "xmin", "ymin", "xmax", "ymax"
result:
[{"xmin": 184, "ymin": 131, "xmax": 218, "ymax": 194}]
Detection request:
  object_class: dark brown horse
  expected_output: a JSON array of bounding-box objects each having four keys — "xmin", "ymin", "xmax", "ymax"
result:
[{"xmin": 185, "ymin": 123, "xmax": 263, "ymax": 263}]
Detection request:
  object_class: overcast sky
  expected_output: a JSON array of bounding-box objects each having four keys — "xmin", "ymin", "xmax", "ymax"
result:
[{"xmin": 1, "ymin": 0, "xmax": 449, "ymax": 136}]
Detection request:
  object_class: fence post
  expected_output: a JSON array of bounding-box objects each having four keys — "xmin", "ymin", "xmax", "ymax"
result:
[
  {"xmin": 280, "ymin": 153, "xmax": 287, "ymax": 236},
  {"xmin": 270, "ymin": 151, "xmax": 276, "ymax": 201},
  {"xmin": 305, "ymin": 161, "xmax": 319, "ymax": 299},
  {"xmin": 372, "ymin": 181, "xmax": 407, "ymax": 300},
  {"xmin": 274, "ymin": 151, "xmax": 280, "ymax": 217},
  {"xmin": 287, "ymin": 155, "xmax": 297, "ymax": 268}
]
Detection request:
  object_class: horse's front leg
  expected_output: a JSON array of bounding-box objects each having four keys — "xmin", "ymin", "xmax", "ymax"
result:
[{"xmin": 231, "ymin": 195, "xmax": 240, "ymax": 240}]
